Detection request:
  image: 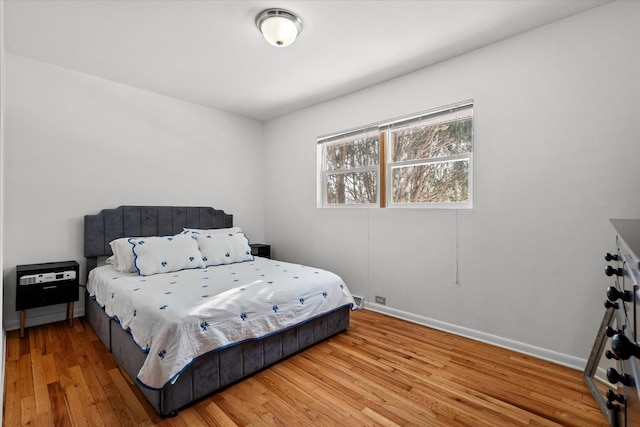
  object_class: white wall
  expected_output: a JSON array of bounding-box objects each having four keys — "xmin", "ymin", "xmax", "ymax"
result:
[
  {"xmin": 264, "ymin": 1, "xmax": 640, "ymax": 367},
  {"xmin": 3, "ymin": 54, "xmax": 265, "ymax": 330},
  {"xmin": 0, "ymin": 0, "xmax": 6, "ymax": 422}
]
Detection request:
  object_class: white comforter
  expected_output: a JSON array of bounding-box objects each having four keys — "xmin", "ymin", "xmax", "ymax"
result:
[{"xmin": 87, "ymin": 257, "xmax": 356, "ymax": 389}]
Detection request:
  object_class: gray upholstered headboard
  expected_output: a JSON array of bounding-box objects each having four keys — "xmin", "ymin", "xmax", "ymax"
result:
[{"xmin": 84, "ymin": 206, "xmax": 233, "ymax": 276}]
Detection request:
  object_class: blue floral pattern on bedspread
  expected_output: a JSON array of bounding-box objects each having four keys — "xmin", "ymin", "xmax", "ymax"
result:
[{"xmin": 87, "ymin": 257, "xmax": 356, "ymax": 390}]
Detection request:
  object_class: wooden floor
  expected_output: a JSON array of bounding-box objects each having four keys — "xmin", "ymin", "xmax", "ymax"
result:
[{"xmin": 4, "ymin": 309, "xmax": 607, "ymax": 426}]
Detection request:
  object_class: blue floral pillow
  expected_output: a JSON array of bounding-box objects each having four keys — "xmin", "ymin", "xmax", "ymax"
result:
[
  {"xmin": 129, "ymin": 233, "xmax": 205, "ymax": 276},
  {"xmin": 107, "ymin": 237, "xmax": 139, "ymax": 273},
  {"xmin": 194, "ymin": 232, "xmax": 254, "ymax": 266}
]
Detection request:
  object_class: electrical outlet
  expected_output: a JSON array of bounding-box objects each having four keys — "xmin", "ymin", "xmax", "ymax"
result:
[{"xmin": 375, "ymin": 295, "xmax": 386, "ymax": 305}]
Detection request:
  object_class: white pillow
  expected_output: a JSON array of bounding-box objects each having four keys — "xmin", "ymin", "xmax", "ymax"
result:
[
  {"xmin": 108, "ymin": 238, "xmax": 138, "ymax": 273},
  {"xmin": 129, "ymin": 233, "xmax": 205, "ymax": 276},
  {"xmin": 183, "ymin": 226, "xmax": 243, "ymax": 235},
  {"xmin": 194, "ymin": 232, "xmax": 254, "ymax": 266}
]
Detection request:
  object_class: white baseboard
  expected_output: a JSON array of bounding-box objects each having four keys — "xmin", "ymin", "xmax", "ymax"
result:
[{"xmin": 363, "ymin": 302, "xmax": 586, "ymax": 371}]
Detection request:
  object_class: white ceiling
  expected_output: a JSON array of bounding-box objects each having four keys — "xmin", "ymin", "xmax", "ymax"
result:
[{"xmin": 3, "ymin": 0, "xmax": 611, "ymax": 121}]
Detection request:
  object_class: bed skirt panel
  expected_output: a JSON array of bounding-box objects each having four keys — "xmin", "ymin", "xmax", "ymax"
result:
[
  {"xmin": 85, "ymin": 291, "xmax": 112, "ymax": 351},
  {"xmin": 84, "ymin": 290, "xmax": 350, "ymax": 416}
]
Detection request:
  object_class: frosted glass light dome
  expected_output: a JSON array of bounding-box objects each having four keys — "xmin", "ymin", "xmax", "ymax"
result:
[{"xmin": 256, "ymin": 9, "xmax": 302, "ymax": 47}]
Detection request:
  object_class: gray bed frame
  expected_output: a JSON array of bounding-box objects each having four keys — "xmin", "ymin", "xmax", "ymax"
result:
[{"xmin": 83, "ymin": 206, "xmax": 351, "ymax": 416}]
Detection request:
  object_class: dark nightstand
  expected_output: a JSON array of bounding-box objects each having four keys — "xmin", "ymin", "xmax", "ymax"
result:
[
  {"xmin": 250, "ymin": 243, "xmax": 271, "ymax": 259},
  {"xmin": 16, "ymin": 260, "xmax": 79, "ymax": 338}
]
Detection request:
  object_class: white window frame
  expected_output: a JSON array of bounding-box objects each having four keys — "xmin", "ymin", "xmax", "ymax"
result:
[
  {"xmin": 386, "ymin": 155, "xmax": 473, "ymax": 209},
  {"xmin": 383, "ymin": 103, "xmax": 473, "ymax": 209},
  {"xmin": 317, "ymin": 128, "xmax": 380, "ymax": 208},
  {"xmin": 317, "ymin": 100, "xmax": 473, "ymax": 209}
]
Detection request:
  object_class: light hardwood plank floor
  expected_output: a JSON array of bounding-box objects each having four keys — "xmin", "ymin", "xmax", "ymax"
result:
[{"xmin": 3, "ymin": 309, "xmax": 607, "ymax": 426}]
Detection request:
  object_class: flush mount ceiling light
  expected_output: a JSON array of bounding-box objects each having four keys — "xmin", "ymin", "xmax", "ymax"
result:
[{"xmin": 255, "ymin": 8, "xmax": 302, "ymax": 47}]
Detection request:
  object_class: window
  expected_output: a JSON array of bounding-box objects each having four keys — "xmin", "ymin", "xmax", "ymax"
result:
[
  {"xmin": 319, "ymin": 128, "xmax": 380, "ymax": 206},
  {"xmin": 318, "ymin": 101, "xmax": 473, "ymax": 208}
]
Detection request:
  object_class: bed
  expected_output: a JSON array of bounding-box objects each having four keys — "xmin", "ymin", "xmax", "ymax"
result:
[{"xmin": 83, "ymin": 205, "xmax": 356, "ymax": 416}]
